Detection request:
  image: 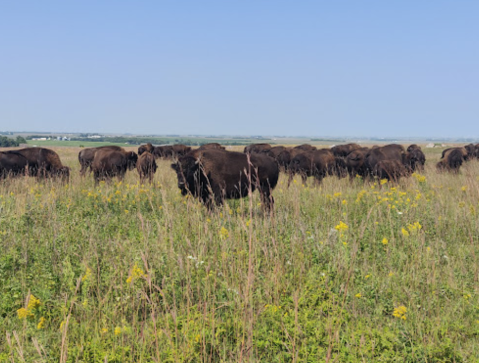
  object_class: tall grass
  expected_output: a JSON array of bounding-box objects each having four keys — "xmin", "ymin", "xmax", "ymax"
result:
[{"xmin": 1, "ymin": 146, "xmax": 479, "ymax": 362}]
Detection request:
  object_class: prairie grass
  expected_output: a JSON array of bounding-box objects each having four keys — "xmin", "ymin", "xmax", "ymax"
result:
[{"xmin": 1, "ymin": 146, "xmax": 479, "ymax": 362}]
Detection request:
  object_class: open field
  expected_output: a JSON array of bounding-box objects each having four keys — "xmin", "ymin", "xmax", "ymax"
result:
[{"xmin": 1, "ymin": 145, "xmax": 479, "ymax": 362}]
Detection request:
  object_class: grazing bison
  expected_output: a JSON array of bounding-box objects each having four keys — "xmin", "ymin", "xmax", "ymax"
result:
[
  {"xmin": 0, "ymin": 151, "xmax": 28, "ymax": 178},
  {"xmin": 294, "ymin": 144, "xmax": 317, "ymax": 152},
  {"xmin": 373, "ymin": 160, "xmax": 409, "ymax": 182},
  {"xmin": 406, "ymin": 148, "xmax": 426, "ymax": 172},
  {"xmin": 92, "ymin": 149, "xmax": 138, "ymax": 183},
  {"xmin": 153, "ymin": 144, "xmax": 191, "ymax": 159},
  {"xmin": 17, "ymin": 147, "xmax": 70, "ymax": 180},
  {"xmin": 78, "ymin": 145, "xmax": 124, "ymax": 176},
  {"xmin": 136, "ymin": 151, "xmax": 157, "ymax": 184},
  {"xmin": 244, "ymin": 143, "xmax": 272, "ymax": 154},
  {"xmin": 171, "ymin": 149, "xmax": 279, "ymax": 210},
  {"xmin": 437, "ymin": 148, "xmax": 467, "ymax": 173},
  {"xmin": 345, "ymin": 147, "xmax": 370, "ymax": 179},
  {"xmin": 364, "ymin": 144, "xmax": 406, "ymax": 176},
  {"xmin": 138, "ymin": 143, "xmax": 154, "ymax": 156},
  {"xmin": 198, "ymin": 143, "xmax": 225, "ymax": 150},
  {"xmin": 441, "ymin": 147, "xmax": 468, "ymax": 161},
  {"xmin": 288, "ymin": 149, "xmax": 345, "ymax": 185},
  {"xmin": 331, "ymin": 143, "xmax": 361, "ymax": 157},
  {"xmin": 152, "ymin": 145, "xmax": 174, "ymax": 158}
]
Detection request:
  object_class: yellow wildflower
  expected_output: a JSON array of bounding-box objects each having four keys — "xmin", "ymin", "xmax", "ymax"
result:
[
  {"xmin": 461, "ymin": 186, "xmax": 467, "ymax": 192},
  {"xmin": 365, "ymin": 274, "xmax": 371, "ymax": 279},
  {"xmin": 126, "ymin": 263, "xmax": 146, "ymax": 284},
  {"xmin": 219, "ymin": 226, "xmax": 229, "ymax": 239},
  {"xmin": 342, "ymin": 199, "xmax": 347, "ymax": 205},
  {"xmin": 382, "ymin": 238, "xmax": 388, "ymax": 245},
  {"xmin": 334, "ymin": 221, "xmax": 348, "ymax": 232},
  {"xmin": 380, "ymin": 179, "xmax": 388, "ymax": 185},
  {"xmin": 388, "ymin": 271, "xmax": 394, "ymax": 277},
  {"xmin": 114, "ymin": 327, "xmax": 122, "ymax": 335},
  {"xmin": 401, "ymin": 228, "xmax": 409, "ymax": 237},
  {"xmin": 102, "ymin": 328, "xmax": 108, "ymax": 334},
  {"xmin": 37, "ymin": 317, "xmax": 46, "ymax": 330},
  {"xmin": 17, "ymin": 308, "xmax": 32, "ymax": 320},
  {"xmin": 355, "ymin": 293, "xmax": 362, "ymax": 298},
  {"xmin": 392, "ymin": 305, "xmax": 407, "ymax": 320}
]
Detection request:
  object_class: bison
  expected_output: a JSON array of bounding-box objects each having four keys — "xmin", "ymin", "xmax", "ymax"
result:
[
  {"xmin": 138, "ymin": 143, "xmax": 154, "ymax": 156},
  {"xmin": 373, "ymin": 160, "xmax": 409, "ymax": 183},
  {"xmin": 136, "ymin": 151, "xmax": 157, "ymax": 184},
  {"xmin": 78, "ymin": 145, "xmax": 124, "ymax": 176},
  {"xmin": 345, "ymin": 147, "xmax": 370, "ymax": 179},
  {"xmin": 364, "ymin": 144, "xmax": 406, "ymax": 177},
  {"xmin": 437, "ymin": 148, "xmax": 467, "ymax": 173},
  {"xmin": 331, "ymin": 143, "xmax": 361, "ymax": 157},
  {"xmin": 92, "ymin": 149, "xmax": 138, "ymax": 183},
  {"xmin": 171, "ymin": 149, "xmax": 279, "ymax": 210},
  {"xmin": 153, "ymin": 144, "xmax": 191, "ymax": 159},
  {"xmin": 288, "ymin": 149, "xmax": 346, "ymax": 185},
  {"xmin": 244, "ymin": 143, "xmax": 272, "ymax": 154},
  {"xmin": 198, "ymin": 143, "xmax": 225, "ymax": 150},
  {"xmin": 0, "ymin": 151, "xmax": 28, "ymax": 178},
  {"xmin": 17, "ymin": 147, "xmax": 70, "ymax": 180},
  {"xmin": 294, "ymin": 144, "xmax": 317, "ymax": 152},
  {"xmin": 405, "ymin": 148, "xmax": 426, "ymax": 172}
]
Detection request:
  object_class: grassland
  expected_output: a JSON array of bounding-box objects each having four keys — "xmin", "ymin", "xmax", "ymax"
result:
[{"xmin": 1, "ymin": 146, "xmax": 479, "ymax": 362}]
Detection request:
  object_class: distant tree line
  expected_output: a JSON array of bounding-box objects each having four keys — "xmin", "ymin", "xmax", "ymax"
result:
[{"xmin": 0, "ymin": 136, "xmax": 27, "ymax": 147}]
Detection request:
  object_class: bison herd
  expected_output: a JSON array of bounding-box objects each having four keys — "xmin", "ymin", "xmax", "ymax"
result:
[{"xmin": 1, "ymin": 141, "xmax": 478, "ymax": 211}]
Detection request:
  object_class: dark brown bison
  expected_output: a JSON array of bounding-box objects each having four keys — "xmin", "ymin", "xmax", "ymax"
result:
[
  {"xmin": 294, "ymin": 144, "xmax": 317, "ymax": 152},
  {"xmin": 331, "ymin": 143, "xmax": 361, "ymax": 157},
  {"xmin": 345, "ymin": 147, "xmax": 370, "ymax": 179},
  {"xmin": 364, "ymin": 144, "xmax": 406, "ymax": 176},
  {"xmin": 171, "ymin": 149, "xmax": 279, "ymax": 210},
  {"xmin": 265, "ymin": 146, "xmax": 289, "ymax": 169},
  {"xmin": 288, "ymin": 149, "xmax": 346, "ymax": 185},
  {"xmin": 17, "ymin": 147, "xmax": 70, "ymax": 180},
  {"xmin": 244, "ymin": 143, "xmax": 272, "ymax": 154},
  {"xmin": 373, "ymin": 160, "xmax": 409, "ymax": 182},
  {"xmin": 437, "ymin": 148, "xmax": 467, "ymax": 173},
  {"xmin": 152, "ymin": 145, "xmax": 174, "ymax": 158},
  {"xmin": 198, "ymin": 143, "xmax": 225, "ymax": 150},
  {"xmin": 136, "ymin": 151, "xmax": 157, "ymax": 184},
  {"xmin": 78, "ymin": 145, "xmax": 124, "ymax": 176},
  {"xmin": 405, "ymin": 148, "xmax": 426, "ymax": 172},
  {"xmin": 92, "ymin": 149, "xmax": 138, "ymax": 183},
  {"xmin": 441, "ymin": 147, "xmax": 468, "ymax": 161},
  {"xmin": 138, "ymin": 143, "xmax": 154, "ymax": 155},
  {"xmin": 0, "ymin": 151, "xmax": 28, "ymax": 178},
  {"xmin": 153, "ymin": 144, "xmax": 191, "ymax": 159},
  {"xmin": 406, "ymin": 144, "xmax": 421, "ymax": 152}
]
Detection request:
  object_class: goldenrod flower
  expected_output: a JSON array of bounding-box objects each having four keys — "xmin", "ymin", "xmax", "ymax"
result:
[
  {"xmin": 17, "ymin": 308, "xmax": 32, "ymax": 320},
  {"xmin": 126, "ymin": 263, "xmax": 146, "ymax": 284},
  {"xmin": 219, "ymin": 226, "xmax": 229, "ymax": 239},
  {"xmin": 392, "ymin": 305, "xmax": 407, "ymax": 320},
  {"xmin": 28, "ymin": 295, "xmax": 41, "ymax": 310},
  {"xmin": 37, "ymin": 317, "xmax": 46, "ymax": 330},
  {"xmin": 334, "ymin": 221, "xmax": 348, "ymax": 232}
]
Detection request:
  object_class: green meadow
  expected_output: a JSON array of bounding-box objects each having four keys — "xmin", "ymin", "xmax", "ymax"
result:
[{"xmin": 1, "ymin": 146, "xmax": 479, "ymax": 362}]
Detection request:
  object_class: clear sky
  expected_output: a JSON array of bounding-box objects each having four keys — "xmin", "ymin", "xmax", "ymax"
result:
[{"xmin": 1, "ymin": 1, "xmax": 478, "ymax": 138}]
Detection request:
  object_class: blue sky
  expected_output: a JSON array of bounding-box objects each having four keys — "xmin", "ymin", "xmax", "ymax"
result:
[{"xmin": 1, "ymin": 1, "xmax": 478, "ymax": 137}]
